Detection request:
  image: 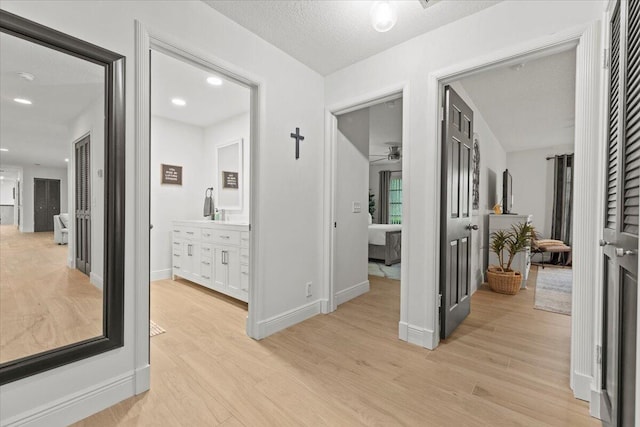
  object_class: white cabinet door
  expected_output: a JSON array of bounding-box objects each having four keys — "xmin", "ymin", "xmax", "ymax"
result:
[
  {"xmin": 214, "ymin": 246, "xmax": 227, "ymax": 290},
  {"xmin": 225, "ymin": 247, "xmax": 241, "ymax": 296},
  {"xmin": 182, "ymin": 241, "xmax": 201, "ymax": 280}
]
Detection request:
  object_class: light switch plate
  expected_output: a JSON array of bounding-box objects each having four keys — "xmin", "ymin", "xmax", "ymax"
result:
[{"xmin": 352, "ymin": 201, "xmax": 361, "ymax": 213}]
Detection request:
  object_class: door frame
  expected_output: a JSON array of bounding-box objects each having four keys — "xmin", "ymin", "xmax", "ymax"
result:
[
  {"xmin": 133, "ymin": 21, "xmax": 263, "ymax": 394},
  {"xmin": 324, "ymin": 84, "xmax": 408, "ymax": 319},
  {"xmin": 427, "ymin": 22, "xmax": 605, "ymax": 410}
]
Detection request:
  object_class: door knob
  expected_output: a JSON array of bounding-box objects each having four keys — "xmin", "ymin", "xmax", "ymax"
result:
[
  {"xmin": 466, "ymin": 224, "xmax": 479, "ymax": 231},
  {"xmin": 615, "ymin": 247, "xmax": 637, "ymax": 257},
  {"xmin": 599, "ymin": 239, "xmax": 612, "ymax": 247}
]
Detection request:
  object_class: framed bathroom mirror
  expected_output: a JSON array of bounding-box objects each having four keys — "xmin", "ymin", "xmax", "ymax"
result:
[
  {"xmin": 0, "ymin": 10, "xmax": 125, "ymax": 384},
  {"xmin": 216, "ymin": 138, "xmax": 243, "ymax": 211}
]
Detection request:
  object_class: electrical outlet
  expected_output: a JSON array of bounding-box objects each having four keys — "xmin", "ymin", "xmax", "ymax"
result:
[{"xmin": 306, "ymin": 282, "xmax": 312, "ymax": 297}]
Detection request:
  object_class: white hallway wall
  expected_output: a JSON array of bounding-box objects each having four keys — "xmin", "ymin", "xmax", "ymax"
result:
[
  {"xmin": 0, "ymin": 1, "xmax": 324, "ymax": 425},
  {"xmin": 507, "ymin": 143, "xmax": 575, "ymax": 240},
  {"xmin": 450, "ymin": 82, "xmax": 507, "ymax": 293},
  {"xmin": 150, "ymin": 116, "xmax": 207, "ymax": 280},
  {"xmin": 335, "ymin": 108, "xmax": 370, "ymax": 303},
  {"xmin": 325, "ymin": 0, "xmax": 604, "ymax": 395},
  {"xmin": 0, "ymin": 179, "xmax": 15, "ymax": 205}
]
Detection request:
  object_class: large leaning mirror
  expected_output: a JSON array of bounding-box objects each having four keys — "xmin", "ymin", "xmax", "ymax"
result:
[{"xmin": 0, "ymin": 10, "xmax": 125, "ymax": 384}]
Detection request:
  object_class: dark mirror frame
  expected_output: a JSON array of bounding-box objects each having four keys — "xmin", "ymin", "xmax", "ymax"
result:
[{"xmin": 0, "ymin": 9, "xmax": 125, "ymax": 385}]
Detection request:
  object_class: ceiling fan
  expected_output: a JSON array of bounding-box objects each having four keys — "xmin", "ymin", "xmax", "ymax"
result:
[{"xmin": 370, "ymin": 144, "xmax": 402, "ymax": 163}]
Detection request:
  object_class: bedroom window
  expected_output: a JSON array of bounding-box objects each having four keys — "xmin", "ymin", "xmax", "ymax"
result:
[{"xmin": 389, "ymin": 172, "xmax": 402, "ymax": 224}]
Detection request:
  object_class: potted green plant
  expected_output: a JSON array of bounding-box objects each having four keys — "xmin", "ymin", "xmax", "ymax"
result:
[{"xmin": 487, "ymin": 222, "xmax": 534, "ymax": 295}]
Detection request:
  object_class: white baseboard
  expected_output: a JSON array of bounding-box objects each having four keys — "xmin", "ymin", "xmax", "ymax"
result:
[
  {"xmin": 335, "ymin": 280, "xmax": 369, "ymax": 306},
  {"xmin": 67, "ymin": 257, "xmax": 74, "ymax": 269},
  {"xmin": 2, "ymin": 372, "xmax": 135, "ymax": 427},
  {"xmin": 320, "ymin": 298, "xmax": 331, "ymax": 314},
  {"xmin": 134, "ymin": 365, "xmax": 151, "ymax": 395},
  {"xmin": 589, "ymin": 388, "xmax": 602, "ymax": 419},
  {"xmin": 150, "ymin": 269, "xmax": 172, "ymax": 281},
  {"xmin": 398, "ymin": 321, "xmax": 437, "ymax": 350},
  {"xmin": 256, "ymin": 300, "xmax": 321, "ymax": 339},
  {"xmin": 89, "ymin": 273, "xmax": 103, "ymax": 290},
  {"xmin": 572, "ymin": 371, "xmax": 593, "ymax": 402}
]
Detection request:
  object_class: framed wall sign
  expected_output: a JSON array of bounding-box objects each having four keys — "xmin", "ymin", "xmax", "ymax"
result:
[
  {"xmin": 223, "ymin": 171, "xmax": 239, "ymax": 189},
  {"xmin": 161, "ymin": 164, "xmax": 182, "ymax": 185}
]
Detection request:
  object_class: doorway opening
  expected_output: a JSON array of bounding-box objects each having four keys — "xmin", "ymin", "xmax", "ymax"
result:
[
  {"xmin": 439, "ymin": 47, "xmax": 578, "ymax": 341},
  {"xmin": 148, "ymin": 47, "xmax": 254, "ymax": 350},
  {"xmin": 328, "ymin": 92, "xmax": 405, "ymax": 338}
]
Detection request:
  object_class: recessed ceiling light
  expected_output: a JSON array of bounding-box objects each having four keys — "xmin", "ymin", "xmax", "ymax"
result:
[
  {"xmin": 207, "ymin": 76, "xmax": 223, "ymax": 86},
  {"xmin": 0, "ymin": 177, "xmax": 4, "ymax": 180},
  {"xmin": 371, "ymin": 1, "xmax": 398, "ymax": 33},
  {"xmin": 65, "ymin": 158, "xmax": 69, "ymax": 162},
  {"xmin": 0, "ymin": 148, "xmax": 8, "ymax": 152},
  {"xmin": 510, "ymin": 63, "xmax": 526, "ymax": 72},
  {"xmin": 171, "ymin": 98, "xmax": 186, "ymax": 106},
  {"xmin": 14, "ymin": 98, "xmax": 32, "ymax": 105},
  {"xmin": 18, "ymin": 72, "xmax": 35, "ymax": 81}
]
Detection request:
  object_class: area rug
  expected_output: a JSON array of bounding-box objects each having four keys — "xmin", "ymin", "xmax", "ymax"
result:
[
  {"xmin": 534, "ymin": 267, "xmax": 572, "ymax": 315},
  {"xmin": 150, "ymin": 320, "xmax": 166, "ymax": 337},
  {"xmin": 368, "ymin": 261, "xmax": 401, "ymax": 280}
]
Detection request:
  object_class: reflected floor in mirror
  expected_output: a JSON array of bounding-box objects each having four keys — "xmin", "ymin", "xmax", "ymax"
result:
[{"xmin": 0, "ymin": 225, "xmax": 102, "ymax": 363}]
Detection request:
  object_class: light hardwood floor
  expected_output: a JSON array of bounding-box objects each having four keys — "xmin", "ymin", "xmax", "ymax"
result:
[
  {"xmin": 0, "ymin": 224, "xmax": 102, "ymax": 363},
  {"xmin": 76, "ymin": 266, "xmax": 596, "ymax": 426}
]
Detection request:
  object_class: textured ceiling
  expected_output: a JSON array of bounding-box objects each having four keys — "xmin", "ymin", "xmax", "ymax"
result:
[
  {"xmin": 457, "ymin": 49, "xmax": 577, "ymax": 153},
  {"xmin": 151, "ymin": 50, "xmax": 250, "ymax": 128},
  {"xmin": 0, "ymin": 32, "xmax": 103, "ymax": 169},
  {"xmin": 205, "ymin": 0, "xmax": 502, "ymax": 75}
]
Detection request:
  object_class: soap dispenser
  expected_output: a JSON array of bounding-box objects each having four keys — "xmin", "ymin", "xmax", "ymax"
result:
[{"xmin": 214, "ymin": 208, "xmax": 220, "ymax": 221}]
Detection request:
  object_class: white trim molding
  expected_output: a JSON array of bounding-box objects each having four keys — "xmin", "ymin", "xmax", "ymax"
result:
[
  {"xmin": 89, "ymin": 273, "xmax": 103, "ymax": 290},
  {"xmin": 256, "ymin": 300, "xmax": 322, "ymax": 338},
  {"xmin": 335, "ymin": 280, "xmax": 370, "ymax": 306},
  {"xmin": 150, "ymin": 269, "xmax": 172, "ymax": 282},
  {"xmin": 398, "ymin": 322, "xmax": 437, "ymax": 349},
  {"xmin": 1, "ymin": 372, "xmax": 135, "ymax": 427},
  {"xmin": 571, "ymin": 20, "xmax": 602, "ymax": 404}
]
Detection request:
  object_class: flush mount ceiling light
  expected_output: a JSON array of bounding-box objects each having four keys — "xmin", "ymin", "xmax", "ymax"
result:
[
  {"xmin": 171, "ymin": 98, "xmax": 186, "ymax": 106},
  {"xmin": 206, "ymin": 76, "xmax": 223, "ymax": 86},
  {"xmin": 18, "ymin": 72, "xmax": 35, "ymax": 81},
  {"xmin": 65, "ymin": 158, "xmax": 69, "ymax": 162},
  {"xmin": 0, "ymin": 148, "xmax": 8, "ymax": 152},
  {"xmin": 371, "ymin": 1, "xmax": 398, "ymax": 33},
  {"xmin": 14, "ymin": 98, "xmax": 32, "ymax": 105}
]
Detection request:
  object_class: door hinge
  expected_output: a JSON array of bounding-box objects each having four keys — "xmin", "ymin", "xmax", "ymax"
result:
[
  {"xmin": 603, "ymin": 48, "xmax": 610, "ymax": 70},
  {"xmin": 249, "ymin": 224, "xmax": 251, "ymax": 231},
  {"xmin": 597, "ymin": 345, "xmax": 602, "ymax": 365},
  {"xmin": 438, "ymin": 293, "xmax": 443, "ymax": 308},
  {"xmin": 334, "ymin": 222, "xmax": 337, "ymax": 228}
]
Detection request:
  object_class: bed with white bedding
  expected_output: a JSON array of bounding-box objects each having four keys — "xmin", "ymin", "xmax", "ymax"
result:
[{"xmin": 368, "ymin": 224, "xmax": 402, "ymax": 266}]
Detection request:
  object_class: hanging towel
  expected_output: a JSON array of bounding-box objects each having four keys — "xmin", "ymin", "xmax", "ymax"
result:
[{"xmin": 203, "ymin": 188, "xmax": 215, "ymax": 217}]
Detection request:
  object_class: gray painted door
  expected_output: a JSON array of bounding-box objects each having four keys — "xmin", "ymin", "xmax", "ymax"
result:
[
  {"xmin": 33, "ymin": 178, "xmax": 60, "ymax": 232},
  {"xmin": 601, "ymin": 1, "xmax": 638, "ymax": 425},
  {"xmin": 440, "ymin": 85, "xmax": 474, "ymax": 339},
  {"xmin": 75, "ymin": 135, "xmax": 91, "ymax": 276}
]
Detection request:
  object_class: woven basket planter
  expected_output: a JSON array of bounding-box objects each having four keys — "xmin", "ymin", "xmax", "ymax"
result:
[{"xmin": 487, "ymin": 269, "xmax": 522, "ymax": 295}]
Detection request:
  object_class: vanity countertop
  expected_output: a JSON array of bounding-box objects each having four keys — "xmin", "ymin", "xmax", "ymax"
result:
[{"xmin": 173, "ymin": 219, "xmax": 249, "ymax": 230}]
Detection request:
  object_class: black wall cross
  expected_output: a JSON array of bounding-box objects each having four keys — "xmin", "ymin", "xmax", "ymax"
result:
[{"xmin": 290, "ymin": 127, "xmax": 305, "ymax": 159}]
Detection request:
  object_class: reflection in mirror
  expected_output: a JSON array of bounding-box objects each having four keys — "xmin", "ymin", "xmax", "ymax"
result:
[
  {"xmin": 0, "ymin": 31, "xmax": 105, "ymax": 364},
  {"xmin": 216, "ymin": 139, "xmax": 243, "ymax": 211}
]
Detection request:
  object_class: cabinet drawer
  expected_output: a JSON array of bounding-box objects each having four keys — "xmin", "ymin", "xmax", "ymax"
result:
[
  {"xmin": 173, "ymin": 226, "xmax": 199, "ymax": 239},
  {"xmin": 172, "ymin": 253, "xmax": 182, "ymax": 268},
  {"xmin": 211, "ymin": 229, "xmax": 240, "ymax": 245},
  {"xmin": 200, "ymin": 262, "xmax": 213, "ymax": 280},
  {"xmin": 240, "ymin": 248, "xmax": 249, "ymax": 265},
  {"xmin": 240, "ymin": 265, "xmax": 249, "ymax": 291},
  {"xmin": 201, "ymin": 229, "xmax": 214, "ymax": 241},
  {"xmin": 240, "ymin": 232, "xmax": 250, "ymax": 248},
  {"xmin": 201, "ymin": 243, "xmax": 213, "ymax": 258}
]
